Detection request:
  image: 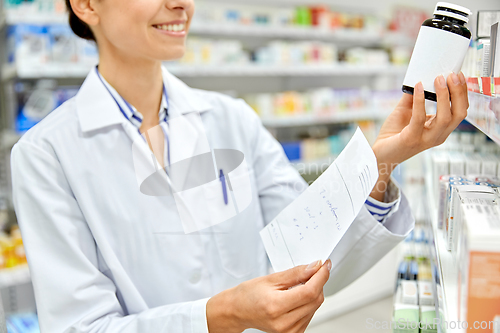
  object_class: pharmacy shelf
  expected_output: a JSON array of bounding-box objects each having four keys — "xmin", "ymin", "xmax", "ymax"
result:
[
  {"xmin": 261, "ymin": 109, "xmax": 390, "ymax": 127},
  {"xmin": 2, "ymin": 63, "xmax": 408, "ymax": 81},
  {"xmin": 166, "ymin": 64, "xmax": 407, "ymax": 77},
  {"xmin": 0, "ymin": 265, "xmax": 30, "ymax": 289},
  {"xmin": 189, "ymin": 23, "xmax": 384, "ymax": 44},
  {"xmin": 4, "ymin": 13, "xmax": 411, "ymax": 46},
  {"xmin": 425, "ymin": 169, "xmax": 461, "ymax": 333},
  {"xmin": 1, "ymin": 63, "xmax": 91, "ymax": 81},
  {"xmin": 5, "ymin": 12, "xmax": 66, "ymax": 25},
  {"xmin": 465, "ymin": 92, "xmax": 500, "ymax": 146}
]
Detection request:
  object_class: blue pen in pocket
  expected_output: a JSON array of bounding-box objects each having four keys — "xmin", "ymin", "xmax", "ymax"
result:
[{"xmin": 219, "ymin": 169, "xmax": 228, "ymax": 205}]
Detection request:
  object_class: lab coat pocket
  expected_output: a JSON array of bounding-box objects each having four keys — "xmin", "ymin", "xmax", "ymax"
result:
[{"xmin": 211, "ymin": 167, "xmax": 259, "ymax": 279}]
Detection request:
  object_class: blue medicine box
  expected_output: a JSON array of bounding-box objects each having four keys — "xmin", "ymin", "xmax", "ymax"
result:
[{"xmin": 281, "ymin": 142, "xmax": 301, "ymax": 161}]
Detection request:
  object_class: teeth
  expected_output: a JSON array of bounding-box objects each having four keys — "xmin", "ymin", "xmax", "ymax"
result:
[{"xmin": 154, "ymin": 23, "xmax": 185, "ymax": 32}]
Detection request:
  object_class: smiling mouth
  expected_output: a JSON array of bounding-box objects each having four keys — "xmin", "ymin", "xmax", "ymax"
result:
[{"xmin": 152, "ymin": 23, "xmax": 186, "ymax": 32}]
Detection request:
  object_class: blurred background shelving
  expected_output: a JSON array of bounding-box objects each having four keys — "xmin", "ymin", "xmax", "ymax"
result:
[
  {"xmin": 0, "ymin": 0, "xmax": 499, "ymax": 332},
  {"xmin": 1, "ymin": 63, "xmax": 408, "ymax": 80}
]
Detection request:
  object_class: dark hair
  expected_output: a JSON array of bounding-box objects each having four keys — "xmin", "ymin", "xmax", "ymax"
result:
[{"xmin": 65, "ymin": 0, "xmax": 96, "ymax": 41}]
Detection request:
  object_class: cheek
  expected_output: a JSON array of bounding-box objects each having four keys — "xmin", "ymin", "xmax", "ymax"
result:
[
  {"xmin": 103, "ymin": 9, "xmax": 153, "ymax": 49},
  {"xmin": 187, "ymin": 3, "xmax": 195, "ymax": 21}
]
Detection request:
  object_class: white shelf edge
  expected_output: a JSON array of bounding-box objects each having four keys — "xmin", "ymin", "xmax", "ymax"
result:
[
  {"xmin": 465, "ymin": 117, "xmax": 499, "ymax": 145},
  {"xmin": 5, "ymin": 12, "xmax": 67, "ymax": 25},
  {"xmin": 0, "ymin": 265, "xmax": 30, "ymax": 289},
  {"xmin": 167, "ymin": 64, "xmax": 407, "ymax": 77},
  {"xmin": 261, "ymin": 110, "xmax": 390, "ymax": 127},
  {"xmin": 1, "ymin": 63, "xmax": 93, "ymax": 81},
  {"xmin": 189, "ymin": 23, "xmax": 384, "ymax": 42},
  {"xmin": 465, "ymin": 92, "xmax": 500, "ymax": 146},
  {"xmin": 2, "ymin": 63, "xmax": 407, "ymax": 80}
]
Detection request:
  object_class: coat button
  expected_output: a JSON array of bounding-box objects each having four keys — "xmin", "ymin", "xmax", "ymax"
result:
[{"xmin": 189, "ymin": 269, "xmax": 202, "ymax": 284}]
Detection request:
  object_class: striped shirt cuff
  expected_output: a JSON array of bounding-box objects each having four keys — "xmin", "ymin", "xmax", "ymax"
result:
[{"xmin": 365, "ymin": 177, "xmax": 401, "ymax": 223}]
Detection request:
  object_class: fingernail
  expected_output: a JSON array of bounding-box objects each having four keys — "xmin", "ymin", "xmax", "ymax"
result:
[
  {"xmin": 437, "ymin": 75, "xmax": 446, "ymax": 88},
  {"xmin": 415, "ymin": 82, "xmax": 423, "ymax": 94},
  {"xmin": 450, "ymin": 73, "xmax": 460, "ymax": 85},
  {"xmin": 325, "ymin": 260, "xmax": 332, "ymax": 272},
  {"xmin": 306, "ymin": 260, "xmax": 321, "ymax": 271},
  {"xmin": 459, "ymin": 71, "xmax": 466, "ymax": 84}
]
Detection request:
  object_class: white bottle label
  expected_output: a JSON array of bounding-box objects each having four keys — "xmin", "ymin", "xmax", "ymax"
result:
[{"xmin": 403, "ymin": 26, "xmax": 470, "ymax": 94}]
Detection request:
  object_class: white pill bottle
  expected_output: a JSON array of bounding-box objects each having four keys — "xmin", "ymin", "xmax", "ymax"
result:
[{"xmin": 402, "ymin": 2, "xmax": 472, "ymax": 101}]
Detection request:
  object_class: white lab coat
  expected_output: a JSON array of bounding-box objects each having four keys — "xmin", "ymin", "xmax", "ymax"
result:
[{"xmin": 11, "ymin": 66, "xmax": 414, "ymax": 333}]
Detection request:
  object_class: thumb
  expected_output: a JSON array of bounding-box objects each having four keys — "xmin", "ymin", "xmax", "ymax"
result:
[{"xmin": 269, "ymin": 260, "xmax": 322, "ymax": 290}]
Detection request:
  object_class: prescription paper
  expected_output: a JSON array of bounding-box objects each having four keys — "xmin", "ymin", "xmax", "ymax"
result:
[{"xmin": 260, "ymin": 128, "xmax": 378, "ymax": 272}]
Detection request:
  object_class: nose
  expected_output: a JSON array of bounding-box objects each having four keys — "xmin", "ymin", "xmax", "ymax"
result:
[{"xmin": 165, "ymin": 0, "xmax": 193, "ymax": 11}]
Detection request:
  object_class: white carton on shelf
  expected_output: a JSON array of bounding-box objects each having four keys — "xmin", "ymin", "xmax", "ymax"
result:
[
  {"xmin": 401, "ymin": 280, "xmax": 418, "ymax": 305},
  {"xmin": 473, "ymin": 132, "xmax": 486, "ymax": 146},
  {"xmin": 431, "ymin": 151, "xmax": 449, "ymax": 199},
  {"xmin": 465, "ymin": 153, "xmax": 482, "ymax": 175},
  {"xmin": 448, "ymin": 152, "xmax": 465, "ymax": 176},
  {"xmin": 461, "ymin": 144, "xmax": 475, "ymax": 154},
  {"xmin": 480, "ymin": 143, "xmax": 500, "ymax": 155},
  {"xmin": 444, "ymin": 179, "xmax": 470, "ymax": 244},
  {"xmin": 481, "ymin": 154, "xmax": 499, "ymax": 177},
  {"xmin": 447, "ymin": 185, "xmax": 495, "ymax": 255},
  {"xmin": 459, "ymin": 132, "xmax": 474, "ymax": 145},
  {"xmin": 490, "ymin": 23, "xmax": 500, "ymax": 78},
  {"xmin": 418, "ymin": 281, "xmax": 435, "ymax": 306},
  {"xmin": 255, "ymin": 94, "xmax": 274, "ymax": 119},
  {"xmin": 458, "ymin": 197, "xmax": 500, "ymax": 332},
  {"xmin": 438, "ymin": 175, "xmax": 464, "ymax": 230}
]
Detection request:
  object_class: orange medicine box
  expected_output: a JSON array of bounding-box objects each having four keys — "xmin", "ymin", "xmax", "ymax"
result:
[{"xmin": 458, "ymin": 196, "xmax": 500, "ymax": 332}]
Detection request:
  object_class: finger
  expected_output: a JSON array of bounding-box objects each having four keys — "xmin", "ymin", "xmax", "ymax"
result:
[
  {"xmin": 270, "ymin": 260, "xmax": 322, "ymax": 289},
  {"xmin": 291, "ymin": 312, "xmax": 316, "ymax": 333},
  {"xmin": 286, "ymin": 291, "xmax": 324, "ymax": 318},
  {"xmin": 407, "ymin": 82, "xmax": 426, "ymax": 138},
  {"xmin": 283, "ymin": 293, "xmax": 323, "ymax": 333},
  {"xmin": 397, "ymin": 92, "xmax": 414, "ymax": 109},
  {"xmin": 278, "ymin": 260, "xmax": 331, "ymax": 309},
  {"xmin": 447, "ymin": 72, "xmax": 469, "ymax": 127},
  {"xmin": 296, "ymin": 313, "xmax": 315, "ymax": 333},
  {"xmin": 434, "ymin": 75, "xmax": 452, "ymax": 129}
]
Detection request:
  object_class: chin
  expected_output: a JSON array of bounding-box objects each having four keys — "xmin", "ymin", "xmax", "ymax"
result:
[{"xmin": 157, "ymin": 48, "xmax": 185, "ymax": 62}]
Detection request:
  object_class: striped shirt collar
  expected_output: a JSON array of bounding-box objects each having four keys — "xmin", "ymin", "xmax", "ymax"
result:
[
  {"xmin": 76, "ymin": 66, "xmax": 213, "ymax": 133},
  {"xmin": 96, "ymin": 67, "xmax": 169, "ymax": 130}
]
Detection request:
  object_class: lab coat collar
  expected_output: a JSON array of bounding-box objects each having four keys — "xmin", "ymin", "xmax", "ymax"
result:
[{"xmin": 76, "ymin": 65, "xmax": 213, "ymax": 133}]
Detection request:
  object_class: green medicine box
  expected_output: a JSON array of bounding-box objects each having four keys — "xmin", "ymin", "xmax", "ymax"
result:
[{"xmin": 393, "ymin": 304, "xmax": 419, "ymax": 333}]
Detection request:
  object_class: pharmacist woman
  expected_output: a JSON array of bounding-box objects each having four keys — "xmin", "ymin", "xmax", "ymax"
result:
[{"xmin": 11, "ymin": 0, "xmax": 469, "ymax": 332}]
